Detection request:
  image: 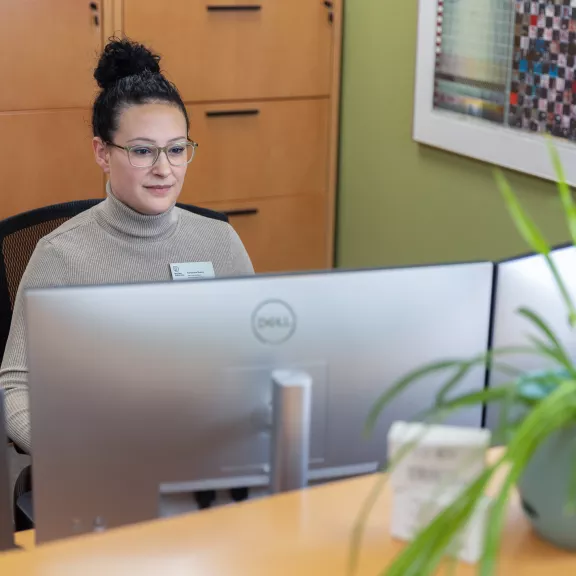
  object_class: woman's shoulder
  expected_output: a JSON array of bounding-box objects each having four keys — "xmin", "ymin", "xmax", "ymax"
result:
[
  {"xmin": 175, "ymin": 204, "xmax": 229, "ymax": 227},
  {"xmin": 39, "ymin": 205, "xmax": 100, "ymax": 245},
  {"xmin": 175, "ymin": 206, "xmax": 254, "ymax": 275},
  {"xmin": 175, "ymin": 206, "xmax": 232, "ymax": 242}
]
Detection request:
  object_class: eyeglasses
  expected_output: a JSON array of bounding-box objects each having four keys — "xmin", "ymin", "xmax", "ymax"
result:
[{"xmin": 107, "ymin": 140, "xmax": 198, "ymax": 168}]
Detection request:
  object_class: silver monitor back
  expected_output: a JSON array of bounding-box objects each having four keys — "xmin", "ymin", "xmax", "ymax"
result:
[
  {"xmin": 26, "ymin": 263, "xmax": 494, "ymax": 543},
  {"xmin": 0, "ymin": 391, "xmax": 15, "ymax": 551},
  {"xmin": 486, "ymin": 246, "xmax": 576, "ymax": 433}
]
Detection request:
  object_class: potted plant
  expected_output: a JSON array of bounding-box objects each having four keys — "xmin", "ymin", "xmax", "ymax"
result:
[{"xmin": 348, "ymin": 141, "xmax": 576, "ymax": 576}]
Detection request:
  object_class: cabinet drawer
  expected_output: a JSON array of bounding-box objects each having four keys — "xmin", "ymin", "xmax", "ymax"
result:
[
  {"xmin": 123, "ymin": 0, "xmax": 333, "ymax": 102},
  {"xmin": 0, "ymin": 1, "xmax": 101, "ymax": 111},
  {"xmin": 182, "ymin": 99, "xmax": 329, "ymax": 204},
  {"xmin": 0, "ymin": 110, "xmax": 104, "ymax": 219},
  {"xmin": 200, "ymin": 195, "xmax": 329, "ymax": 273}
]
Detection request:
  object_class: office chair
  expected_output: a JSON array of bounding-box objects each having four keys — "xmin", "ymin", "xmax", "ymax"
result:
[
  {"xmin": 0, "ymin": 391, "xmax": 16, "ymax": 550},
  {"xmin": 0, "ymin": 198, "xmax": 228, "ymax": 531}
]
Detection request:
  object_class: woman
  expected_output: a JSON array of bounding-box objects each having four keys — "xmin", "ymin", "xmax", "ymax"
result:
[{"xmin": 0, "ymin": 39, "xmax": 254, "ymax": 454}]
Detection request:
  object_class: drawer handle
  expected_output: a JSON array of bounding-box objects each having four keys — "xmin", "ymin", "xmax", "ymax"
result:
[
  {"xmin": 206, "ymin": 5, "xmax": 262, "ymax": 11},
  {"xmin": 224, "ymin": 208, "xmax": 259, "ymax": 217},
  {"xmin": 205, "ymin": 109, "xmax": 260, "ymax": 118}
]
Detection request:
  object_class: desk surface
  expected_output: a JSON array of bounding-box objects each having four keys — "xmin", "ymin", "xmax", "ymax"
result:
[{"xmin": 2, "ymin": 471, "xmax": 575, "ymax": 575}]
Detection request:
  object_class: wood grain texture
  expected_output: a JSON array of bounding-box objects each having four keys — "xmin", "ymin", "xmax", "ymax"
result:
[
  {"xmin": 102, "ymin": 0, "xmax": 123, "ymax": 41},
  {"xmin": 0, "ymin": 1, "xmax": 101, "ymax": 111},
  {"xmin": 113, "ymin": 0, "xmax": 123, "ymax": 37},
  {"xmin": 200, "ymin": 194, "xmax": 328, "ymax": 273},
  {"xmin": 123, "ymin": 0, "xmax": 332, "ymax": 103},
  {"xmin": 182, "ymin": 99, "xmax": 329, "ymax": 204},
  {"xmin": 0, "ymin": 110, "xmax": 104, "ymax": 219}
]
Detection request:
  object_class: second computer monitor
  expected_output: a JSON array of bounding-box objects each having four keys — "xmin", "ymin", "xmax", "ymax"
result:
[
  {"xmin": 486, "ymin": 245, "xmax": 576, "ymax": 433},
  {"xmin": 26, "ymin": 263, "xmax": 494, "ymax": 542}
]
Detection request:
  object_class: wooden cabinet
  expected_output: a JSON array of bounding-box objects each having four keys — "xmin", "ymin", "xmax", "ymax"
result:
[
  {"xmin": 201, "ymin": 195, "xmax": 328, "ymax": 273},
  {"xmin": 0, "ymin": 110, "xmax": 104, "ymax": 219},
  {"xmin": 123, "ymin": 0, "xmax": 333, "ymax": 102},
  {"xmin": 0, "ymin": 1, "xmax": 104, "ymax": 217},
  {"xmin": 182, "ymin": 99, "xmax": 330, "ymax": 204},
  {"xmin": 121, "ymin": 0, "xmax": 342, "ymax": 272},
  {"xmin": 0, "ymin": 0, "xmax": 342, "ymax": 273},
  {"xmin": 0, "ymin": 1, "xmax": 102, "ymax": 111}
]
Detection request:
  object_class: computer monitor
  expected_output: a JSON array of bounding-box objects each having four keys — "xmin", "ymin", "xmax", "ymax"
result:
[
  {"xmin": 25, "ymin": 263, "xmax": 494, "ymax": 543},
  {"xmin": 486, "ymin": 245, "xmax": 576, "ymax": 433},
  {"xmin": 0, "ymin": 391, "xmax": 16, "ymax": 551}
]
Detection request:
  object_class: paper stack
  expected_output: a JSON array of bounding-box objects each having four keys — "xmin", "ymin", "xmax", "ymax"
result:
[{"xmin": 387, "ymin": 421, "xmax": 492, "ymax": 564}]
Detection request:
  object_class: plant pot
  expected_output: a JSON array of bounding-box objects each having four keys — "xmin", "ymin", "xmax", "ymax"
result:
[{"xmin": 517, "ymin": 425, "xmax": 576, "ymax": 551}]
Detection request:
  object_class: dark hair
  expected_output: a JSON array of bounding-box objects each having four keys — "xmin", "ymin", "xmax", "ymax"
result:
[{"xmin": 92, "ymin": 38, "xmax": 190, "ymax": 142}]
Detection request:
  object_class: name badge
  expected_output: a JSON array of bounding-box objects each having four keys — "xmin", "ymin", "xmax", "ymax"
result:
[{"xmin": 170, "ymin": 262, "xmax": 215, "ymax": 281}]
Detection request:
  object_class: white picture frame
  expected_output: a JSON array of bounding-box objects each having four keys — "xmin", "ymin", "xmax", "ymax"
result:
[{"xmin": 413, "ymin": 0, "xmax": 576, "ymax": 186}]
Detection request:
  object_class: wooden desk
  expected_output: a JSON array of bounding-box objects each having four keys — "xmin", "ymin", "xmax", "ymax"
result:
[
  {"xmin": 1, "ymin": 472, "xmax": 575, "ymax": 575},
  {"xmin": 13, "ymin": 530, "xmax": 34, "ymax": 551}
]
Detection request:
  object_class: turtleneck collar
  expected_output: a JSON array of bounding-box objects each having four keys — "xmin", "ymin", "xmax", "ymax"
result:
[{"xmin": 94, "ymin": 182, "xmax": 180, "ymax": 241}]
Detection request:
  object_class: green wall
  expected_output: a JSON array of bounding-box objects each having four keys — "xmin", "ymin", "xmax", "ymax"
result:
[{"xmin": 336, "ymin": 1, "xmax": 569, "ymax": 269}]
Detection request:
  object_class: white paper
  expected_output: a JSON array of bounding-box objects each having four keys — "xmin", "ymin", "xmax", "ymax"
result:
[{"xmin": 388, "ymin": 421, "xmax": 490, "ymax": 495}]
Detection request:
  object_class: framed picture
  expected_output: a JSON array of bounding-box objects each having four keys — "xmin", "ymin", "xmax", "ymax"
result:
[{"xmin": 413, "ymin": 0, "xmax": 576, "ymax": 185}]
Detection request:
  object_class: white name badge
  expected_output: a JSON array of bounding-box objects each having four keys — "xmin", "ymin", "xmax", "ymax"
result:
[{"xmin": 170, "ymin": 262, "xmax": 215, "ymax": 281}]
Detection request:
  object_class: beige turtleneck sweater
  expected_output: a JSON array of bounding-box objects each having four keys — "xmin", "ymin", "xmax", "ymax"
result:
[{"xmin": 0, "ymin": 187, "xmax": 254, "ymax": 453}]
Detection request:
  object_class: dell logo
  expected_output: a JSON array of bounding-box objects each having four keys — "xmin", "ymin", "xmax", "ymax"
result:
[{"xmin": 252, "ymin": 300, "xmax": 296, "ymax": 344}]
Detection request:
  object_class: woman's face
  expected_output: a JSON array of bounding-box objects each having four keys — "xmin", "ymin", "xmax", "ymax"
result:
[{"xmin": 93, "ymin": 103, "xmax": 189, "ymax": 215}]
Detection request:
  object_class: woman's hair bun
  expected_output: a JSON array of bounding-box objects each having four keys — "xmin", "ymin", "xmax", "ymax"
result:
[{"xmin": 94, "ymin": 38, "xmax": 161, "ymax": 90}]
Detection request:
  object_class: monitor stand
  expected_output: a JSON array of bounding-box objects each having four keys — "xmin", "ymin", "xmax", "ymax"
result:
[{"xmin": 270, "ymin": 370, "xmax": 312, "ymax": 494}]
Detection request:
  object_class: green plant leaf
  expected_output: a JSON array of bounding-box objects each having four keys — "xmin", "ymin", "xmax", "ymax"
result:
[
  {"xmin": 479, "ymin": 463, "xmax": 517, "ymax": 576},
  {"xmin": 547, "ymin": 137, "xmax": 576, "ymax": 246},
  {"xmin": 434, "ymin": 360, "xmax": 477, "ymax": 405},
  {"xmin": 364, "ymin": 360, "xmax": 463, "ymax": 437},
  {"xmin": 545, "ymin": 141, "xmax": 576, "ymax": 326},
  {"xmin": 527, "ymin": 335, "xmax": 575, "ymax": 373},
  {"xmin": 419, "ymin": 383, "xmax": 530, "ymax": 423},
  {"xmin": 518, "ymin": 307, "xmax": 573, "ymax": 366},
  {"xmin": 366, "ymin": 346, "xmax": 535, "ymax": 438},
  {"xmin": 495, "ymin": 169, "xmax": 550, "ymax": 255},
  {"xmin": 543, "ymin": 254, "xmax": 576, "ymax": 328},
  {"xmin": 435, "ymin": 354, "xmax": 522, "ymax": 407},
  {"xmin": 493, "ymin": 385, "xmax": 518, "ymax": 445},
  {"xmin": 378, "ymin": 465, "xmax": 500, "ymax": 576}
]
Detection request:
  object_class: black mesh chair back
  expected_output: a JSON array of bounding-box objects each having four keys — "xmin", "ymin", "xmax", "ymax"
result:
[
  {"xmin": 0, "ymin": 198, "xmax": 228, "ymax": 362},
  {"xmin": 0, "ymin": 200, "xmax": 103, "ymax": 362}
]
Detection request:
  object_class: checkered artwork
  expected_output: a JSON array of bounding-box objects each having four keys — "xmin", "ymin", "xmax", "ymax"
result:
[
  {"xmin": 433, "ymin": 0, "xmax": 576, "ymax": 142},
  {"xmin": 509, "ymin": 0, "xmax": 576, "ymax": 139}
]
